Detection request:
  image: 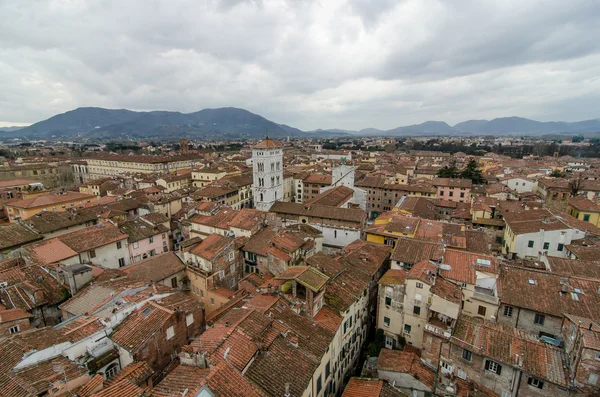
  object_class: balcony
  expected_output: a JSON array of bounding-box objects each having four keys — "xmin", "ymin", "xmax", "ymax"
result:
[
  {"xmin": 473, "ymin": 286, "xmax": 499, "ymax": 305},
  {"xmin": 424, "ymin": 323, "xmax": 451, "ymax": 338}
]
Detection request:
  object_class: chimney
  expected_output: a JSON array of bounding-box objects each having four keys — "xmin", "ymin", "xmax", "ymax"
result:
[
  {"xmin": 284, "ymin": 383, "xmax": 291, "ymax": 397},
  {"xmin": 590, "ymin": 323, "xmax": 594, "ymax": 331}
]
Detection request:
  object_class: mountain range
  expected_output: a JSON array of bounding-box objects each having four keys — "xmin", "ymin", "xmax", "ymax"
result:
[{"xmin": 1, "ymin": 107, "xmax": 600, "ymax": 139}]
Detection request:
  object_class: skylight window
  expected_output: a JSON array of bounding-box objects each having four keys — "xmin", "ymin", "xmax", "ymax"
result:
[
  {"xmin": 528, "ymin": 279, "xmax": 536, "ymax": 285},
  {"xmin": 476, "ymin": 258, "xmax": 491, "ymax": 266},
  {"xmin": 574, "ymin": 288, "xmax": 583, "ymax": 294},
  {"xmin": 571, "ymin": 293, "xmax": 579, "ymax": 301}
]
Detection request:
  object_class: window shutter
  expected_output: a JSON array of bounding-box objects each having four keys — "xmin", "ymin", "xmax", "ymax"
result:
[
  {"xmin": 496, "ymin": 364, "xmax": 502, "ymax": 375},
  {"xmin": 485, "ymin": 360, "xmax": 490, "ymax": 370}
]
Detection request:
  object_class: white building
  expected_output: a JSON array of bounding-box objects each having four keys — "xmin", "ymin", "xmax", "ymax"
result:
[
  {"xmin": 501, "ymin": 176, "xmax": 535, "ymax": 193},
  {"xmin": 325, "ymin": 163, "xmax": 367, "ymax": 210},
  {"xmin": 252, "ymin": 137, "xmax": 283, "ymax": 212},
  {"xmin": 503, "ymin": 209, "xmax": 586, "ymax": 259}
]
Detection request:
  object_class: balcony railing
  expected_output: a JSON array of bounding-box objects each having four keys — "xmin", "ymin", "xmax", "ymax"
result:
[
  {"xmin": 424, "ymin": 323, "xmax": 451, "ymax": 338},
  {"xmin": 473, "ymin": 287, "xmax": 499, "ymax": 305}
]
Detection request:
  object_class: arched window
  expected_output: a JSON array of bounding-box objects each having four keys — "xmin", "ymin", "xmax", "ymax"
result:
[
  {"xmin": 275, "ymin": 191, "xmax": 277, "ymax": 200},
  {"xmin": 271, "ymin": 177, "xmax": 275, "ymax": 187},
  {"xmin": 277, "ymin": 176, "xmax": 280, "ymax": 184},
  {"xmin": 271, "ymin": 163, "xmax": 275, "ymax": 171},
  {"xmin": 104, "ymin": 363, "xmax": 120, "ymax": 379},
  {"xmin": 260, "ymin": 193, "xmax": 264, "ymax": 201}
]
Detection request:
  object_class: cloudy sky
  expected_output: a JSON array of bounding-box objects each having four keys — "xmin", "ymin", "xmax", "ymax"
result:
[{"xmin": 1, "ymin": 0, "xmax": 600, "ymax": 130}]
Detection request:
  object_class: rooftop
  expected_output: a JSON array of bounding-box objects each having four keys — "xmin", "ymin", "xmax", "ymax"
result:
[
  {"xmin": 121, "ymin": 252, "xmax": 185, "ymax": 283},
  {"xmin": 253, "ymin": 137, "xmax": 282, "ymax": 149},
  {"xmin": 6, "ymin": 191, "xmax": 96, "ymax": 209},
  {"xmin": 452, "ymin": 315, "xmax": 569, "ymax": 387}
]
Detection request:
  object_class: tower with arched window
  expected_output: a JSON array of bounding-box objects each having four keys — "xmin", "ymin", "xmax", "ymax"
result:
[{"xmin": 252, "ymin": 136, "xmax": 283, "ymax": 212}]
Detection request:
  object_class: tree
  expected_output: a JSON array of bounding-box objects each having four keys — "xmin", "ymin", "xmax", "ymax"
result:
[
  {"xmin": 569, "ymin": 174, "xmax": 585, "ymax": 196},
  {"xmin": 572, "ymin": 135, "xmax": 585, "ymax": 143},
  {"xmin": 550, "ymin": 169, "xmax": 564, "ymax": 178},
  {"xmin": 436, "ymin": 160, "xmax": 460, "ymax": 178},
  {"xmin": 460, "ymin": 159, "xmax": 485, "ymax": 184}
]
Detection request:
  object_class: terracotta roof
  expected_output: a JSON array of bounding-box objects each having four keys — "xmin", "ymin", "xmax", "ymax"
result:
[
  {"xmin": 452, "ymin": 316, "xmax": 569, "ymax": 386},
  {"xmin": 111, "ymin": 302, "xmax": 173, "ymax": 353},
  {"xmin": 440, "ymin": 250, "xmax": 498, "ymax": 284},
  {"xmin": 0, "ymin": 223, "xmax": 42, "ymax": 250},
  {"xmin": 90, "ymin": 379, "xmax": 144, "ymax": 397},
  {"xmin": 407, "ymin": 260, "xmax": 437, "ymax": 285},
  {"xmin": 377, "ymin": 349, "xmax": 435, "ymax": 389},
  {"xmin": 433, "ymin": 177, "xmax": 472, "ymax": 188},
  {"xmin": 121, "ymin": 252, "xmax": 184, "ymax": 283},
  {"xmin": 190, "ymin": 207, "xmax": 239, "ymax": 230},
  {"xmin": 228, "ymin": 208, "xmax": 266, "ymax": 231},
  {"xmin": 565, "ymin": 242, "xmax": 600, "ymax": 260},
  {"xmin": 0, "ymin": 265, "xmax": 69, "ymax": 310},
  {"xmin": 5, "ymin": 191, "xmax": 96, "ymax": 209},
  {"xmin": 270, "ymin": 201, "xmax": 367, "ymax": 225},
  {"xmin": 194, "ymin": 184, "xmax": 237, "ymax": 199},
  {"xmin": 275, "ymin": 266, "xmax": 329, "ymax": 292},
  {"xmin": 504, "ymin": 209, "xmax": 570, "ymax": 235},
  {"xmin": 212, "ymin": 330, "xmax": 258, "ymax": 371},
  {"xmin": 14, "ymin": 355, "xmax": 88, "ymax": 395},
  {"xmin": 106, "ymin": 361, "xmax": 153, "ymax": 387},
  {"xmin": 431, "ymin": 276, "xmax": 463, "ymax": 304},
  {"xmin": 378, "ymin": 269, "xmax": 408, "ymax": 285},
  {"xmin": 385, "ymin": 216, "xmax": 420, "ymax": 234},
  {"xmin": 0, "ymin": 308, "xmax": 32, "ymax": 323},
  {"xmin": 306, "ymin": 185, "xmax": 354, "ymax": 207},
  {"xmin": 253, "ymin": 138, "xmax": 282, "ymax": 148},
  {"xmin": 245, "ymin": 294, "xmax": 280, "ymax": 312},
  {"xmin": 546, "ymin": 256, "xmax": 600, "ymax": 280},
  {"xmin": 88, "ymin": 153, "xmax": 200, "ymax": 164},
  {"xmin": 246, "ymin": 335, "xmax": 318, "ymax": 397},
  {"xmin": 341, "ymin": 378, "xmax": 383, "ymax": 397},
  {"xmin": 30, "ymin": 239, "xmax": 78, "ymax": 263},
  {"xmin": 56, "ymin": 223, "xmax": 127, "ymax": 253},
  {"xmin": 390, "ymin": 238, "xmax": 444, "ymax": 265},
  {"xmin": 303, "ymin": 174, "xmax": 332, "ymax": 185},
  {"xmin": 190, "ymin": 233, "xmax": 233, "ymax": 261},
  {"xmin": 500, "ymin": 266, "xmax": 600, "ymax": 320},
  {"xmin": 23, "ymin": 208, "xmax": 100, "ymax": 234},
  {"xmin": 313, "ymin": 305, "xmax": 343, "ymax": 334},
  {"xmin": 77, "ymin": 374, "xmax": 104, "ymax": 397},
  {"xmin": 0, "ymin": 178, "xmax": 38, "ymax": 188},
  {"xmin": 119, "ymin": 219, "xmax": 169, "ymax": 242},
  {"xmin": 57, "ymin": 316, "xmax": 104, "ymax": 342},
  {"xmin": 396, "ymin": 196, "xmax": 437, "ymax": 219},
  {"xmin": 151, "ymin": 364, "xmax": 211, "ymax": 397},
  {"xmin": 569, "ymin": 195, "xmax": 600, "ymax": 213}
]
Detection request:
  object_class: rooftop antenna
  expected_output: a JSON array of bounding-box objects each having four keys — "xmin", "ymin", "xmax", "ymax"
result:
[{"xmin": 265, "ymin": 127, "xmax": 269, "ymax": 139}]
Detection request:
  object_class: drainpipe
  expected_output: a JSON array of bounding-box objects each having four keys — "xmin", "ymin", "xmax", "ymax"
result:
[{"xmin": 432, "ymin": 340, "xmax": 449, "ymax": 395}]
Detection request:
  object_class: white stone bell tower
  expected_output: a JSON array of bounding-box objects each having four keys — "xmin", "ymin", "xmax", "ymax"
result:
[{"xmin": 252, "ymin": 135, "xmax": 283, "ymax": 212}]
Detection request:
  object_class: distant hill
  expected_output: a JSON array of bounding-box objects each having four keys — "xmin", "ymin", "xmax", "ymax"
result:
[
  {"xmin": 386, "ymin": 121, "xmax": 456, "ymax": 136},
  {"xmin": 7, "ymin": 107, "xmax": 600, "ymax": 140},
  {"xmin": 0, "ymin": 126, "xmax": 26, "ymax": 133},
  {"xmin": 356, "ymin": 117, "xmax": 600, "ymax": 136},
  {"xmin": 13, "ymin": 107, "xmax": 306, "ymax": 139},
  {"xmin": 451, "ymin": 117, "xmax": 600, "ymax": 135},
  {"xmin": 358, "ymin": 128, "xmax": 385, "ymax": 135},
  {"xmin": 452, "ymin": 120, "xmax": 489, "ymax": 134}
]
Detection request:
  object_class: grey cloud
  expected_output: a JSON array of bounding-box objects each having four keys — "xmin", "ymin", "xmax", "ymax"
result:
[{"xmin": 1, "ymin": 0, "xmax": 599, "ymax": 130}]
